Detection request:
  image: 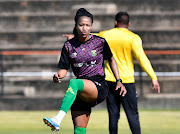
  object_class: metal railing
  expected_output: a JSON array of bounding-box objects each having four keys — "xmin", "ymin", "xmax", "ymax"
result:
[{"xmin": 1, "ymin": 50, "xmax": 180, "ymax": 97}]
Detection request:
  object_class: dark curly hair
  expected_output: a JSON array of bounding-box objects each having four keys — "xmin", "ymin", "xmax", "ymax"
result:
[{"xmin": 73, "ymin": 8, "xmax": 93, "ymax": 36}]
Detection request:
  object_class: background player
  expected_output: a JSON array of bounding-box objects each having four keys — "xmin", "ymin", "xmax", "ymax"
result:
[{"xmin": 98, "ymin": 12, "xmax": 160, "ymax": 134}]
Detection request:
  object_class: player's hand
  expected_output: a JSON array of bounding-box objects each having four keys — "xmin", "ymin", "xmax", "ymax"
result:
[
  {"xmin": 62, "ymin": 34, "xmax": 74, "ymax": 40},
  {"xmin": 53, "ymin": 73, "xmax": 61, "ymax": 83},
  {"xmin": 152, "ymin": 80, "xmax": 160, "ymax": 93},
  {"xmin": 115, "ymin": 81, "xmax": 127, "ymax": 96}
]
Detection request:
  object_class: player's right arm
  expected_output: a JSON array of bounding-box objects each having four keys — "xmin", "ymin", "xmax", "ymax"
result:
[
  {"xmin": 54, "ymin": 44, "xmax": 70, "ymax": 83},
  {"xmin": 53, "ymin": 69, "xmax": 68, "ymax": 83},
  {"xmin": 62, "ymin": 34, "xmax": 74, "ymax": 40},
  {"xmin": 97, "ymin": 30, "xmax": 107, "ymax": 37}
]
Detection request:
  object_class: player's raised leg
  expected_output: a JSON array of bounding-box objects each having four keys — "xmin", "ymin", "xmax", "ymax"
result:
[{"xmin": 43, "ymin": 79, "xmax": 98, "ymax": 132}]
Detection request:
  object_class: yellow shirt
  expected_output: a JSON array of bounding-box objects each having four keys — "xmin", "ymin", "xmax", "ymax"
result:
[{"xmin": 98, "ymin": 28, "xmax": 157, "ymax": 83}]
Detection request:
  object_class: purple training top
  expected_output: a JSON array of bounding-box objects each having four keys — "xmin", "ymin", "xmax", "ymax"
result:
[{"xmin": 57, "ymin": 34, "xmax": 112, "ymax": 78}]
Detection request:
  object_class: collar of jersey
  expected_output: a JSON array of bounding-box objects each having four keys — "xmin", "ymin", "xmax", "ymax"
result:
[{"xmin": 76, "ymin": 34, "xmax": 93, "ymax": 44}]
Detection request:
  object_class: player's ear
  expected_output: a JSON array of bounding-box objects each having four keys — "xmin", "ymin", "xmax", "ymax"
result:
[
  {"xmin": 115, "ymin": 21, "xmax": 118, "ymax": 28},
  {"xmin": 128, "ymin": 22, "xmax": 130, "ymax": 27}
]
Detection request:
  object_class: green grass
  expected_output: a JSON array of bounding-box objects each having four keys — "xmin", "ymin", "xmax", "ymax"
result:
[{"xmin": 1, "ymin": 109, "xmax": 180, "ymax": 134}]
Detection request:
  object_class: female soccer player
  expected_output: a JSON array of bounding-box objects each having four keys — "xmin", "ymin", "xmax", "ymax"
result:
[{"xmin": 43, "ymin": 8, "xmax": 127, "ymax": 134}]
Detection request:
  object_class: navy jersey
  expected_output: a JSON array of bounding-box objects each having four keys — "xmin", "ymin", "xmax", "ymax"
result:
[{"xmin": 57, "ymin": 34, "xmax": 112, "ymax": 78}]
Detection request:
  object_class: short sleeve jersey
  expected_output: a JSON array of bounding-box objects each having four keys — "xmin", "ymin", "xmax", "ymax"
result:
[{"xmin": 57, "ymin": 34, "xmax": 112, "ymax": 78}]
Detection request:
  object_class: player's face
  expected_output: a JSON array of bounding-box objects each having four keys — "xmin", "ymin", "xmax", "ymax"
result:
[{"xmin": 76, "ymin": 16, "xmax": 92, "ymax": 40}]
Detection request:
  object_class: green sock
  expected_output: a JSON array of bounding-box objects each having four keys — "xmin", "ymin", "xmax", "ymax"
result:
[
  {"xmin": 60, "ymin": 79, "xmax": 84, "ymax": 113},
  {"xmin": 74, "ymin": 126, "xmax": 86, "ymax": 134}
]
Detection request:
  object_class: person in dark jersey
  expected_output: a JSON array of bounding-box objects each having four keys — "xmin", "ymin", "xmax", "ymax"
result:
[
  {"xmin": 43, "ymin": 8, "xmax": 127, "ymax": 134},
  {"xmin": 62, "ymin": 11, "xmax": 160, "ymax": 134}
]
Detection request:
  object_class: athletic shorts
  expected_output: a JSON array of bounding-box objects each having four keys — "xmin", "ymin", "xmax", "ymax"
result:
[{"xmin": 71, "ymin": 75, "xmax": 109, "ymax": 112}]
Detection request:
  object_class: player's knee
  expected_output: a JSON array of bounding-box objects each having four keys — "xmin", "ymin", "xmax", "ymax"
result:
[
  {"xmin": 109, "ymin": 110, "xmax": 119, "ymax": 116},
  {"xmin": 74, "ymin": 126, "xmax": 86, "ymax": 134},
  {"xmin": 109, "ymin": 112, "xmax": 120, "ymax": 120},
  {"xmin": 69, "ymin": 79, "xmax": 77, "ymax": 85},
  {"xmin": 68, "ymin": 79, "xmax": 84, "ymax": 92}
]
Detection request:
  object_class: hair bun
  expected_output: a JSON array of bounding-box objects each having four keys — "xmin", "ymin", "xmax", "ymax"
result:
[{"xmin": 74, "ymin": 8, "xmax": 93, "ymax": 23}]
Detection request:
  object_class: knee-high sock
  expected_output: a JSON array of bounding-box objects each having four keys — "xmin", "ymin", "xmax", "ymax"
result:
[
  {"xmin": 74, "ymin": 126, "xmax": 86, "ymax": 134},
  {"xmin": 55, "ymin": 79, "xmax": 84, "ymax": 125},
  {"xmin": 60, "ymin": 79, "xmax": 84, "ymax": 113}
]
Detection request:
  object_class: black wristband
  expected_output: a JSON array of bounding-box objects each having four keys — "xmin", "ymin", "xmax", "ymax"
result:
[{"xmin": 116, "ymin": 79, "xmax": 122, "ymax": 83}]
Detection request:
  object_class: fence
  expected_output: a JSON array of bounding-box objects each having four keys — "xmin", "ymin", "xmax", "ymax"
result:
[{"xmin": 1, "ymin": 50, "xmax": 180, "ymax": 97}]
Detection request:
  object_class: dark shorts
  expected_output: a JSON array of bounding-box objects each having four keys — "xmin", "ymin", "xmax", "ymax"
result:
[{"xmin": 71, "ymin": 75, "xmax": 109, "ymax": 112}]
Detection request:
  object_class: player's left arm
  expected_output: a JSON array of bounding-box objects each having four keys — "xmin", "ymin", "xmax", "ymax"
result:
[
  {"xmin": 108, "ymin": 56, "xmax": 127, "ymax": 96},
  {"xmin": 103, "ymin": 40, "xmax": 127, "ymax": 96},
  {"xmin": 132, "ymin": 35, "xmax": 160, "ymax": 93}
]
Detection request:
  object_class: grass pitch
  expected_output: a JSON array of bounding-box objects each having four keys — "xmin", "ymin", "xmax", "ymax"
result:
[{"xmin": 0, "ymin": 109, "xmax": 180, "ymax": 134}]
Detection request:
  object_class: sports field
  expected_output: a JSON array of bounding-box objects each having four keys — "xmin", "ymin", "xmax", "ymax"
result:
[{"xmin": 1, "ymin": 109, "xmax": 180, "ymax": 134}]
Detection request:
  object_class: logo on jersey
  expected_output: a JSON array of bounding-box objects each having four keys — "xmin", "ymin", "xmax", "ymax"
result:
[
  {"xmin": 74, "ymin": 63, "xmax": 83, "ymax": 67},
  {"xmin": 90, "ymin": 60, "xmax": 96, "ymax": 67},
  {"xmin": 73, "ymin": 60, "xmax": 96, "ymax": 67},
  {"xmin": 71, "ymin": 52, "xmax": 77, "ymax": 58},
  {"xmin": 91, "ymin": 50, "xmax": 96, "ymax": 57},
  {"xmin": 82, "ymin": 48, "xmax": 86, "ymax": 51},
  {"xmin": 94, "ymin": 81, "xmax": 101, "ymax": 86}
]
